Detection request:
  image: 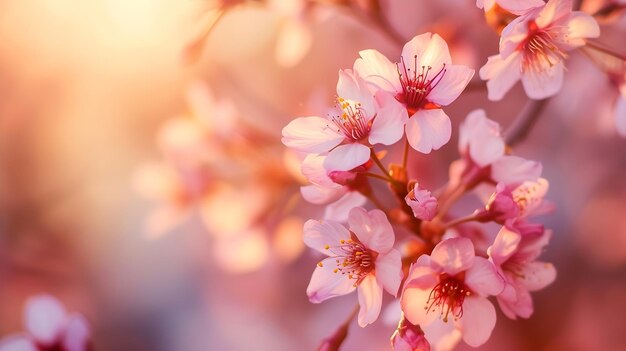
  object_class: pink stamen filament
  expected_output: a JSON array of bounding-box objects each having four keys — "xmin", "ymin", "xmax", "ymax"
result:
[
  {"xmin": 324, "ymin": 237, "xmax": 375, "ymax": 287},
  {"xmin": 328, "ymin": 98, "xmax": 371, "ymax": 141},
  {"xmin": 424, "ymin": 274, "xmax": 471, "ymax": 322},
  {"xmin": 396, "ymin": 54, "xmax": 447, "ymax": 112}
]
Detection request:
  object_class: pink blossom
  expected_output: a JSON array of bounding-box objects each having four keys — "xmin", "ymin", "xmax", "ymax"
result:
[
  {"xmin": 401, "ymin": 237, "xmax": 505, "ymax": 347},
  {"xmin": 488, "ymin": 227, "xmax": 556, "ymax": 319},
  {"xmin": 475, "ymin": 0, "xmax": 544, "ymax": 14},
  {"xmin": 480, "ymin": 0, "xmax": 600, "ymax": 100},
  {"xmin": 282, "ymin": 69, "xmax": 405, "ymax": 172},
  {"xmin": 299, "ymin": 154, "xmax": 367, "ymax": 222},
  {"xmin": 615, "ymin": 82, "xmax": 626, "ymax": 137},
  {"xmin": 0, "ymin": 295, "xmax": 91, "ymax": 351},
  {"xmin": 481, "ymin": 178, "xmax": 551, "ymax": 224},
  {"xmin": 304, "ymin": 207, "xmax": 403, "ymax": 327},
  {"xmin": 354, "ymin": 32, "xmax": 474, "ymax": 153},
  {"xmin": 405, "ymin": 183, "xmax": 438, "ymax": 221},
  {"xmin": 391, "ymin": 317, "xmax": 431, "ymax": 351}
]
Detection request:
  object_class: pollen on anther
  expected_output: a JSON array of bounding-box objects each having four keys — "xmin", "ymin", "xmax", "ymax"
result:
[
  {"xmin": 324, "ymin": 244, "xmax": 330, "ymax": 250},
  {"xmin": 317, "ymin": 262, "xmax": 323, "ymax": 267}
]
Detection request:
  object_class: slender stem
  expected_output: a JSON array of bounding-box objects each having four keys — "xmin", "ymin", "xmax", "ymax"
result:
[
  {"xmin": 504, "ymin": 98, "xmax": 549, "ymax": 147},
  {"xmin": 402, "ymin": 138, "xmax": 410, "ymax": 170},
  {"xmin": 585, "ymin": 40, "xmax": 626, "ymax": 61},
  {"xmin": 362, "ymin": 190, "xmax": 388, "ymax": 213},
  {"xmin": 435, "ymin": 183, "xmax": 467, "ymax": 221},
  {"xmin": 363, "ymin": 172, "xmax": 394, "ymax": 183},
  {"xmin": 443, "ymin": 213, "xmax": 480, "ymax": 230},
  {"xmin": 370, "ymin": 149, "xmax": 392, "ymax": 180}
]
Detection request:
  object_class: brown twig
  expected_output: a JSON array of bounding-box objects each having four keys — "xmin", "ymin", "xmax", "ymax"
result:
[{"xmin": 504, "ymin": 98, "xmax": 550, "ymax": 147}]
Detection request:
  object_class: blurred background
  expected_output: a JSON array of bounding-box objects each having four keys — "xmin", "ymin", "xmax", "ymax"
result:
[{"xmin": 0, "ymin": 0, "xmax": 625, "ymax": 350}]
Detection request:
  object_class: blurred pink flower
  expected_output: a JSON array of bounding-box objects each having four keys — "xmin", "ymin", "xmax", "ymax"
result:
[
  {"xmin": 480, "ymin": 0, "xmax": 600, "ymax": 100},
  {"xmin": 0, "ymin": 295, "xmax": 91, "ymax": 351},
  {"xmin": 405, "ymin": 183, "xmax": 438, "ymax": 221},
  {"xmin": 488, "ymin": 227, "xmax": 556, "ymax": 319},
  {"xmin": 401, "ymin": 237, "xmax": 504, "ymax": 347},
  {"xmin": 476, "ymin": 0, "xmax": 544, "ymax": 14},
  {"xmin": 282, "ymin": 69, "xmax": 405, "ymax": 172},
  {"xmin": 354, "ymin": 32, "xmax": 474, "ymax": 153},
  {"xmin": 391, "ymin": 317, "xmax": 431, "ymax": 351},
  {"xmin": 615, "ymin": 81, "xmax": 626, "ymax": 137},
  {"xmin": 304, "ymin": 207, "xmax": 403, "ymax": 327}
]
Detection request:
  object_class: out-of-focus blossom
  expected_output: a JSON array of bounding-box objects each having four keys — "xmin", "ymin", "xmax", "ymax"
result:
[
  {"xmin": 269, "ymin": 0, "xmax": 314, "ymax": 67},
  {"xmin": 0, "ymin": 295, "xmax": 91, "ymax": 351},
  {"xmin": 615, "ymin": 81, "xmax": 626, "ymax": 137},
  {"xmin": 282, "ymin": 69, "xmax": 405, "ymax": 172},
  {"xmin": 405, "ymin": 183, "xmax": 438, "ymax": 221},
  {"xmin": 300, "ymin": 154, "xmax": 368, "ymax": 222},
  {"xmin": 452, "ymin": 110, "xmax": 542, "ymax": 188},
  {"xmin": 480, "ymin": 0, "xmax": 600, "ymax": 100},
  {"xmin": 304, "ymin": 207, "xmax": 403, "ymax": 327},
  {"xmin": 354, "ymin": 33, "xmax": 474, "ymax": 153},
  {"xmin": 488, "ymin": 227, "xmax": 556, "ymax": 319},
  {"xmin": 401, "ymin": 237, "xmax": 504, "ymax": 347},
  {"xmin": 391, "ymin": 317, "xmax": 431, "ymax": 351},
  {"xmin": 476, "ymin": 0, "xmax": 544, "ymax": 14}
]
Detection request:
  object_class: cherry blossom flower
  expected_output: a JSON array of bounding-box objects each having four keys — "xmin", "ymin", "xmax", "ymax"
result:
[
  {"xmin": 405, "ymin": 183, "xmax": 438, "ymax": 221},
  {"xmin": 354, "ymin": 32, "xmax": 474, "ymax": 153},
  {"xmin": 304, "ymin": 207, "xmax": 403, "ymax": 327},
  {"xmin": 480, "ymin": 0, "xmax": 600, "ymax": 100},
  {"xmin": 481, "ymin": 178, "xmax": 552, "ymax": 226},
  {"xmin": 0, "ymin": 295, "xmax": 91, "ymax": 351},
  {"xmin": 488, "ymin": 226, "xmax": 556, "ymax": 319},
  {"xmin": 401, "ymin": 237, "xmax": 505, "ymax": 347},
  {"xmin": 476, "ymin": 0, "xmax": 544, "ymax": 14},
  {"xmin": 282, "ymin": 69, "xmax": 406, "ymax": 172},
  {"xmin": 453, "ymin": 110, "xmax": 542, "ymax": 187},
  {"xmin": 299, "ymin": 154, "xmax": 367, "ymax": 222},
  {"xmin": 391, "ymin": 317, "xmax": 431, "ymax": 351}
]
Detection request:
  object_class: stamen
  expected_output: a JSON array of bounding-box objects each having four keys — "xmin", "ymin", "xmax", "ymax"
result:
[
  {"xmin": 327, "ymin": 98, "xmax": 372, "ymax": 141},
  {"xmin": 520, "ymin": 21, "xmax": 568, "ymax": 74},
  {"xmin": 424, "ymin": 274, "xmax": 471, "ymax": 322},
  {"xmin": 324, "ymin": 234, "xmax": 376, "ymax": 287},
  {"xmin": 395, "ymin": 54, "xmax": 447, "ymax": 113}
]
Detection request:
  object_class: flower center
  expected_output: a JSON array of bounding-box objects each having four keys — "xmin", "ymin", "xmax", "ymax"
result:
[
  {"xmin": 424, "ymin": 274, "xmax": 471, "ymax": 322},
  {"xmin": 328, "ymin": 97, "xmax": 372, "ymax": 141},
  {"xmin": 396, "ymin": 55, "xmax": 446, "ymax": 115},
  {"xmin": 520, "ymin": 21, "xmax": 567, "ymax": 74},
  {"xmin": 321, "ymin": 235, "xmax": 375, "ymax": 286}
]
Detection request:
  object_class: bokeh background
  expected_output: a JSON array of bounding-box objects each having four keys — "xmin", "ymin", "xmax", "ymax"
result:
[{"xmin": 0, "ymin": 0, "xmax": 625, "ymax": 350}]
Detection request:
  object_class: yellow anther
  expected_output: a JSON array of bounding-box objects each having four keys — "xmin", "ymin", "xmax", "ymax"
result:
[
  {"xmin": 324, "ymin": 244, "xmax": 330, "ymax": 250},
  {"xmin": 333, "ymin": 268, "xmax": 339, "ymax": 273},
  {"xmin": 317, "ymin": 262, "xmax": 324, "ymax": 267},
  {"xmin": 340, "ymin": 239, "xmax": 345, "ymax": 244}
]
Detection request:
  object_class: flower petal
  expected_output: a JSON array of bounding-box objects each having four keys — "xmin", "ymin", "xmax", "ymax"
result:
[
  {"xmin": 431, "ymin": 237, "xmax": 475, "ymax": 275},
  {"xmin": 337, "ymin": 69, "xmax": 376, "ymax": 117},
  {"xmin": 324, "ymin": 191, "xmax": 368, "ymax": 223},
  {"xmin": 25, "ymin": 295, "xmax": 67, "ymax": 346},
  {"xmin": 460, "ymin": 109, "xmax": 505, "ymax": 167},
  {"xmin": 369, "ymin": 92, "xmax": 408, "ymax": 146},
  {"xmin": 421, "ymin": 318, "xmax": 462, "ymax": 351},
  {"xmin": 348, "ymin": 207, "xmax": 395, "ymax": 253},
  {"xmin": 457, "ymin": 296, "xmax": 497, "ymax": 347},
  {"xmin": 354, "ymin": 49, "xmax": 402, "ymax": 92},
  {"xmin": 301, "ymin": 153, "xmax": 337, "ymax": 188},
  {"xmin": 479, "ymin": 53, "xmax": 522, "ymax": 101},
  {"xmin": 401, "ymin": 286, "xmax": 438, "ymax": 327},
  {"xmin": 429, "ymin": 65, "xmax": 475, "ymax": 106},
  {"xmin": 307, "ymin": 257, "xmax": 357, "ymax": 303},
  {"xmin": 281, "ymin": 116, "xmax": 344, "ymax": 153},
  {"xmin": 375, "ymin": 249, "xmax": 403, "ymax": 296},
  {"xmin": 402, "ymin": 33, "xmax": 451, "ymax": 73},
  {"xmin": 300, "ymin": 184, "xmax": 346, "ymax": 205},
  {"xmin": 564, "ymin": 12, "xmax": 600, "ymax": 47},
  {"xmin": 303, "ymin": 219, "xmax": 351, "ymax": 255},
  {"xmin": 519, "ymin": 261, "xmax": 557, "ymax": 291},
  {"xmin": 0, "ymin": 336, "xmax": 37, "ymax": 351},
  {"xmin": 465, "ymin": 257, "xmax": 505, "ymax": 296},
  {"xmin": 536, "ymin": 0, "xmax": 573, "ymax": 29},
  {"xmin": 404, "ymin": 255, "xmax": 440, "ymax": 289},
  {"xmin": 323, "ymin": 143, "xmax": 371, "ymax": 172},
  {"xmin": 488, "ymin": 226, "xmax": 522, "ymax": 266},
  {"xmin": 491, "ymin": 155, "xmax": 542, "ymax": 185},
  {"xmin": 521, "ymin": 63, "xmax": 564, "ymax": 99},
  {"xmin": 357, "ymin": 274, "xmax": 384, "ymax": 327},
  {"xmin": 406, "ymin": 109, "xmax": 452, "ymax": 154},
  {"xmin": 62, "ymin": 315, "xmax": 91, "ymax": 351},
  {"xmin": 496, "ymin": 0, "xmax": 544, "ymax": 14}
]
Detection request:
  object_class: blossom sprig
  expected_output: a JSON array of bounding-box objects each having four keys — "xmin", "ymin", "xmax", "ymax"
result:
[{"xmin": 282, "ymin": 30, "xmax": 557, "ymax": 349}]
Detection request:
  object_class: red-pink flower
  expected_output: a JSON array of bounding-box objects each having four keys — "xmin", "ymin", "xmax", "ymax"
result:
[
  {"xmin": 482, "ymin": 178, "xmax": 552, "ymax": 224},
  {"xmin": 282, "ymin": 69, "xmax": 405, "ymax": 172},
  {"xmin": 304, "ymin": 207, "xmax": 403, "ymax": 327},
  {"xmin": 0, "ymin": 295, "xmax": 91, "ymax": 351},
  {"xmin": 354, "ymin": 33, "xmax": 474, "ymax": 153},
  {"xmin": 401, "ymin": 237, "xmax": 504, "ymax": 347},
  {"xmin": 405, "ymin": 183, "xmax": 438, "ymax": 221},
  {"xmin": 480, "ymin": 0, "xmax": 600, "ymax": 100},
  {"xmin": 488, "ymin": 227, "xmax": 556, "ymax": 319}
]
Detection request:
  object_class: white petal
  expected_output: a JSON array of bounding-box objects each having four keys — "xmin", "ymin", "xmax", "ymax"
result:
[
  {"xmin": 401, "ymin": 286, "xmax": 438, "ymax": 327},
  {"xmin": 402, "ymin": 33, "xmax": 452, "ymax": 73},
  {"xmin": 491, "ymin": 155, "xmax": 542, "ymax": 185},
  {"xmin": 431, "ymin": 237, "xmax": 475, "ymax": 275},
  {"xmin": 375, "ymin": 249, "xmax": 403, "ymax": 296},
  {"xmin": 519, "ymin": 261, "xmax": 557, "ymax": 291},
  {"xmin": 62, "ymin": 315, "xmax": 91, "ymax": 351},
  {"xmin": 457, "ymin": 296, "xmax": 497, "ymax": 347},
  {"xmin": 521, "ymin": 64, "xmax": 564, "ymax": 99},
  {"xmin": 303, "ymin": 219, "xmax": 351, "ymax": 255},
  {"xmin": 0, "ymin": 336, "xmax": 37, "ymax": 351},
  {"xmin": 464, "ymin": 257, "xmax": 505, "ymax": 296},
  {"xmin": 421, "ymin": 318, "xmax": 463, "ymax": 351},
  {"xmin": 564, "ymin": 12, "xmax": 600, "ymax": 46},
  {"xmin": 479, "ymin": 53, "xmax": 522, "ymax": 101},
  {"xmin": 307, "ymin": 257, "xmax": 357, "ymax": 303},
  {"xmin": 357, "ymin": 274, "xmax": 384, "ymax": 327},
  {"xmin": 300, "ymin": 184, "xmax": 346, "ymax": 205},
  {"xmin": 348, "ymin": 207, "xmax": 395, "ymax": 253},
  {"xmin": 25, "ymin": 295, "xmax": 67, "ymax": 346},
  {"xmin": 406, "ymin": 109, "xmax": 452, "ymax": 154},
  {"xmin": 323, "ymin": 143, "xmax": 371, "ymax": 172},
  {"xmin": 301, "ymin": 153, "xmax": 336, "ymax": 188},
  {"xmin": 281, "ymin": 117, "xmax": 344, "ymax": 153},
  {"xmin": 337, "ymin": 69, "xmax": 376, "ymax": 117},
  {"xmin": 536, "ymin": 0, "xmax": 573, "ymax": 29},
  {"xmin": 429, "ymin": 65, "xmax": 475, "ymax": 106},
  {"xmin": 369, "ymin": 92, "xmax": 408, "ymax": 146},
  {"xmin": 324, "ymin": 191, "xmax": 367, "ymax": 223},
  {"xmin": 488, "ymin": 226, "xmax": 522, "ymax": 266},
  {"xmin": 354, "ymin": 49, "xmax": 402, "ymax": 92}
]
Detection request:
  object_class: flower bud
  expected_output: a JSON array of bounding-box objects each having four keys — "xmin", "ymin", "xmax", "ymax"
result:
[
  {"xmin": 483, "ymin": 184, "xmax": 519, "ymax": 222},
  {"xmin": 391, "ymin": 317, "xmax": 430, "ymax": 351},
  {"xmin": 405, "ymin": 184, "xmax": 438, "ymax": 221}
]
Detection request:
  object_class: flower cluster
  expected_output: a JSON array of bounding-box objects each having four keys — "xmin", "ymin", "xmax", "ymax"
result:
[{"xmin": 279, "ymin": 1, "xmax": 589, "ymax": 348}]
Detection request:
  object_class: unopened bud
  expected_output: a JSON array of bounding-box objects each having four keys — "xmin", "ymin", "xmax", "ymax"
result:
[{"xmin": 391, "ymin": 317, "xmax": 430, "ymax": 351}]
